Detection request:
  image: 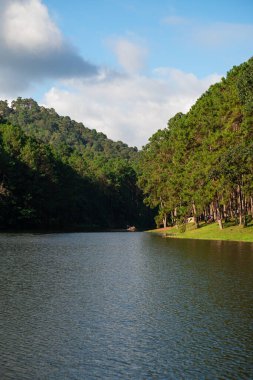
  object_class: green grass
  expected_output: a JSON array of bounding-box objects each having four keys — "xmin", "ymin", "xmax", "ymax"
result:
[{"xmin": 148, "ymin": 221, "xmax": 253, "ymax": 242}]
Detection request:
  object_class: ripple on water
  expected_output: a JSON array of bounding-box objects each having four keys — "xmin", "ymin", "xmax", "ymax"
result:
[{"xmin": 0, "ymin": 232, "xmax": 252, "ymax": 379}]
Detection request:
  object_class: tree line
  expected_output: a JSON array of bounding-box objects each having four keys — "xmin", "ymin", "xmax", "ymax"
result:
[
  {"xmin": 137, "ymin": 57, "xmax": 253, "ymax": 230},
  {"xmin": 0, "ymin": 98, "xmax": 154, "ymax": 230},
  {"xmin": 1, "ymin": 57, "xmax": 252, "ymax": 231}
]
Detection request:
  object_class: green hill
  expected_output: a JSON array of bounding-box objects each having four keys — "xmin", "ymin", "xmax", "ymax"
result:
[
  {"xmin": 0, "ymin": 98, "xmax": 154, "ymax": 231},
  {"xmin": 138, "ymin": 57, "xmax": 253, "ymax": 234},
  {"xmin": 2, "ymin": 57, "xmax": 253, "ymax": 235}
]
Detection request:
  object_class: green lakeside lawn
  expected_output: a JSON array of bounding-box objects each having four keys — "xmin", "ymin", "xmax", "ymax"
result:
[{"xmin": 148, "ymin": 221, "xmax": 253, "ymax": 242}]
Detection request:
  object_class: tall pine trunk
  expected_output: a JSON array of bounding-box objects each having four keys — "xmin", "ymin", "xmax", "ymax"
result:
[
  {"xmin": 163, "ymin": 214, "xmax": 167, "ymax": 229},
  {"xmin": 238, "ymin": 184, "xmax": 245, "ymax": 227},
  {"xmin": 192, "ymin": 202, "xmax": 199, "ymax": 227},
  {"xmin": 215, "ymin": 198, "xmax": 223, "ymax": 230}
]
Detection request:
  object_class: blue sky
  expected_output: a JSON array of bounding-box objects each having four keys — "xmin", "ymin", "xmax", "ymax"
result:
[
  {"xmin": 0, "ymin": 0, "xmax": 252, "ymax": 147},
  {"xmin": 44, "ymin": 0, "xmax": 253, "ymax": 75}
]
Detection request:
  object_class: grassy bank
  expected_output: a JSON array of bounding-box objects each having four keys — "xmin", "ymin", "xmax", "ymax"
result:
[{"xmin": 148, "ymin": 221, "xmax": 253, "ymax": 242}]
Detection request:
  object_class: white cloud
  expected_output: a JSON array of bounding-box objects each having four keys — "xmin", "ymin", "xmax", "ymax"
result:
[
  {"xmin": 162, "ymin": 18, "xmax": 253, "ymax": 50},
  {"xmin": 2, "ymin": 0, "xmax": 62, "ymax": 53},
  {"xmin": 191, "ymin": 22, "xmax": 253, "ymax": 48},
  {"xmin": 161, "ymin": 15, "xmax": 253, "ymax": 52},
  {"xmin": 0, "ymin": 0, "xmax": 97, "ymax": 97},
  {"xmin": 0, "ymin": 1, "xmax": 227, "ymax": 147},
  {"xmin": 107, "ymin": 37, "xmax": 148, "ymax": 74},
  {"xmin": 162, "ymin": 15, "xmax": 187, "ymax": 26},
  {"xmin": 43, "ymin": 68, "xmax": 221, "ymax": 148}
]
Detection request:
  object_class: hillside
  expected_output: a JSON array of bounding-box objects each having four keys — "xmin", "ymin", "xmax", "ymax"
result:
[
  {"xmin": 138, "ymin": 57, "xmax": 253, "ymax": 232},
  {"xmin": 0, "ymin": 97, "xmax": 137, "ymax": 159},
  {"xmin": 2, "ymin": 57, "xmax": 252, "ymax": 234},
  {"xmin": 0, "ymin": 99, "xmax": 154, "ymax": 230}
]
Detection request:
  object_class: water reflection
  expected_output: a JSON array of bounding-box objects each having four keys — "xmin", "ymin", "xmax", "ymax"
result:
[{"xmin": 0, "ymin": 233, "xmax": 252, "ymax": 379}]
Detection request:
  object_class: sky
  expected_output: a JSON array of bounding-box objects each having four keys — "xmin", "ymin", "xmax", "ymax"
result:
[{"xmin": 0, "ymin": 0, "xmax": 252, "ymax": 148}]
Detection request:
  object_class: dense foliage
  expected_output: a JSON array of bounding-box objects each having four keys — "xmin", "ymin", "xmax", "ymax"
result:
[
  {"xmin": 138, "ymin": 57, "xmax": 253, "ymax": 230},
  {"xmin": 2, "ymin": 57, "xmax": 252, "ymax": 232},
  {"xmin": 0, "ymin": 99, "xmax": 154, "ymax": 230}
]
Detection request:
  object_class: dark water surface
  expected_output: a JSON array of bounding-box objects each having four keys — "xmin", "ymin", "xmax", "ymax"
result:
[{"xmin": 0, "ymin": 232, "xmax": 252, "ymax": 379}]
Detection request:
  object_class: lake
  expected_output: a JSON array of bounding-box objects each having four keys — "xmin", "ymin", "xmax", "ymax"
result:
[{"xmin": 0, "ymin": 232, "xmax": 252, "ymax": 379}]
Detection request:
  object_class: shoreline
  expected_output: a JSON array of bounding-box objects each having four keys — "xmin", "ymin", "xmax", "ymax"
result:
[
  {"xmin": 147, "ymin": 222, "xmax": 253, "ymax": 243},
  {"xmin": 0, "ymin": 227, "xmax": 145, "ymax": 234}
]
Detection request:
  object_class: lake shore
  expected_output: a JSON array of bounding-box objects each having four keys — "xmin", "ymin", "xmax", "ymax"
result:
[{"xmin": 147, "ymin": 222, "xmax": 253, "ymax": 243}]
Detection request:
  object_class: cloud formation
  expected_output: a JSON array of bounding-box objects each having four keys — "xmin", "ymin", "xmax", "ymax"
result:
[
  {"xmin": 162, "ymin": 15, "xmax": 188, "ymax": 26},
  {"xmin": 2, "ymin": 0, "xmax": 62, "ymax": 53},
  {"xmin": 43, "ymin": 68, "xmax": 221, "ymax": 148},
  {"xmin": 0, "ymin": 1, "xmax": 223, "ymax": 147},
  {"xmin": 162, "ymin": 14, "xmax": 253, "ymax": 50},
  {"xmin": 191, "ymin": 22, "xmax": 253, "ymax": 48},
  {"xmin": 107, "ymin": 37, "xmax": 148, "ymax": 74},
  {"xmin": 0, "ymin": 0, "xmax": 97, "ymax": 96}
]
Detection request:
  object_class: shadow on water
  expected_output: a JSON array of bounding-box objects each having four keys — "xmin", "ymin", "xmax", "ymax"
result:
[{"xmin": 0, "ymin": 232, "xmax": 252, "ymax": 379}]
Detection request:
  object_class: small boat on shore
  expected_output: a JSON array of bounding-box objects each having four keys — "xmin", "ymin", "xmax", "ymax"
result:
[{"xmin": 126, "ymin": 226, "xmax": 136, "ymax": 232}]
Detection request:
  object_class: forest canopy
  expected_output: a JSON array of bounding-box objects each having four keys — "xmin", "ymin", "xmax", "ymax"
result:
[
  {"xmin": 0, "ymin": 57, "xmax": 253, "ymax": 231},
  {"xmin": 0, "ymin": 98, "xmax": 154, "ymax": 230},
  {"xmin": 137, "ymin": 57, "xmax": 253, "ymax": 230}
]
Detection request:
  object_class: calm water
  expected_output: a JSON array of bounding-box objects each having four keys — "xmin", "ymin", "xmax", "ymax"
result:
[{"xmin": 0, "ymin": 232, "xmax": 252, "ymax": 379}]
